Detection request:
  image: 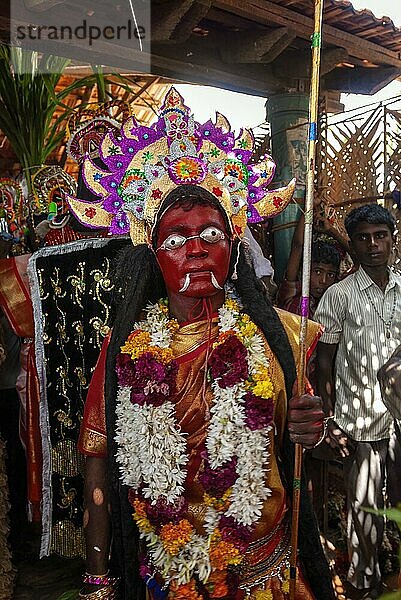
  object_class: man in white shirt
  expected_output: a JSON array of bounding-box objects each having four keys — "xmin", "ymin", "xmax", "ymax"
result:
[{"xmin": 315, "ymin": 204, "xmax": 401, "ymax": 599}]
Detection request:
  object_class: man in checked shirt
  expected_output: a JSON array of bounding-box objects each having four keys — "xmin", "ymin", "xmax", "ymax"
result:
[{"xmin": 315, "ymin": 204, "xmax": 401, "ymax": 600}]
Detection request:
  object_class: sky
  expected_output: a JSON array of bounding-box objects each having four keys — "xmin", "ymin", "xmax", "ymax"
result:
[{"xmin": 175, "ymin": 0, "xmax": 401, "ymax": 129}]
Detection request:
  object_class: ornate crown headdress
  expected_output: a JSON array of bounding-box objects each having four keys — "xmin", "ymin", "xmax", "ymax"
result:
[
  {"xmin": 0, "ymin": 177, "xmax": 25, "ymax": 240},
  {"xmin": 66, "ymin": 100, "xmax": 130, "ymax": 164},
  {"xmin": 66, "ymin": 87, "xmax": 295, "ymax": 245},
  {"xmin": 31, "ymin": 165, "xmax": 77, "ymax": 216}
]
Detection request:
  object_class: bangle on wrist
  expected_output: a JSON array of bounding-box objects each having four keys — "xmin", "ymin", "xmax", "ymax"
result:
[
  {"xmin": 80, "ymin": 572, "xmax": 119, "ymax": 599},
  {"xmin": 85, "ymin": 571, "xmax": 109, "ymax": 578},
  {"xmin": 82, "ymin": 573, "xmax": 118, "ymax": 587},
  {"xmin": 79, "ymin": 586, "xmax": 117, "ymax": 599},
  {"xmin": 313, "ymin": 415, "xmax": 335, "ymax": 448}
]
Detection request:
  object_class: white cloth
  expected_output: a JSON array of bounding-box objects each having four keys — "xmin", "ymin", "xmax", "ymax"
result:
[
  {"xmin": 314, "ymin": 267, "xmax": 401, "ymax": 441},
  {"xmin": 243, "ymin": 226, "xmax": 274, "ymax": 278},
  {"xmin": 344, "ymin": 429, "xmax": 401, "ymax": 589}
]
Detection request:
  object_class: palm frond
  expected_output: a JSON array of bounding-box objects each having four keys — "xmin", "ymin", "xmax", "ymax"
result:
[
  {"xmin": 0, "ymin": 47, "xmax": 67, "ymax": 172},
  {"xmin": 0, "ymin": 48, "xmax": 109, "ymax": 193},
  {"xmin": 0, "ymin": 47, "xmax": 154, "ymax": 197},
  {"xmin": 91, "ymin": 64, "xmax": 106, "ymax": 102}
]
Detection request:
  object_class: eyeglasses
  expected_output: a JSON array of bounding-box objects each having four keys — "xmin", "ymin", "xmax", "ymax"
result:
[{"xmin": 156, "ymin": 226, "xmax": 226, "ymax": 252}]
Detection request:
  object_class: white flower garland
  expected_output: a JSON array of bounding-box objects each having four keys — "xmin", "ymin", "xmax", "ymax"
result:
[
  {"xmin": 143, "ymin": 528, "xmax": 211, "ymax": 586},
  {"xmin": 225, "ymin": 428, "xmax": 271, "ymax": 525},
  {"xmin": 114, "ymin": 298, "xmax": 275, "ymax": 585},
  {"xmin": 206, "ymin": 381, "xmax": 246, "ymax": 469},
  {"xmin": 115, "ymin": 388, "xmax": 188, "ymax": 503},
  {"xmin": 132, "ymin": 301, "xmax": 174, "ymax": 348}
]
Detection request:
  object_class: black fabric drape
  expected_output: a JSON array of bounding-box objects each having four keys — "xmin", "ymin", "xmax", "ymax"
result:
[{"xmin": 30, "ymin": 237, "xmax": 129, "ymax": 558}]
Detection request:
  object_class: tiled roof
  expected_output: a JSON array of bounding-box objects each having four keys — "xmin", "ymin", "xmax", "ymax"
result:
[{"xmin": 275, "ymin": 0, "xmax": 401, "ymax": 53}]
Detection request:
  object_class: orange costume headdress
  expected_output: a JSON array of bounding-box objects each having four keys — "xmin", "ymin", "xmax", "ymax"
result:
[{"xmin": 67, "ymin": 87, "xmax": 295, "ymax": 244}]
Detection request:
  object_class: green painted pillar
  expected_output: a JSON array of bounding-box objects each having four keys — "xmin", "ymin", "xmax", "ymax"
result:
[{"xmin": 266, "ymin": 94, "xmax": 309, "ymax": 283}]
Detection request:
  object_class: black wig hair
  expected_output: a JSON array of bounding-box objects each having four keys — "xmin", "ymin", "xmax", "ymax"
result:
[
  {"xmin": 344, "ymin": 203, "xmax": 396, "ymax": 238},
  {"xmin": 312, "ymin": 241, "xmax": 341, "ymax": 270},
  {"xmin": 103, "ymin": 185, "xmax": 334, "ymax": 599}
]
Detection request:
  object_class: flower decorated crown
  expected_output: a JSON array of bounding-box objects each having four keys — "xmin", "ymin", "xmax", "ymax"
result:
[{"xmin": 66, "ymin": 87, "xmax": 295, "ymax": 245}]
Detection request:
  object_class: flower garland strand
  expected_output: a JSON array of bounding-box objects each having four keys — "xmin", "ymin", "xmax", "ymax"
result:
[{"xmin": 114, "ymin": 298, "xmax": 275, "ymax": 598}]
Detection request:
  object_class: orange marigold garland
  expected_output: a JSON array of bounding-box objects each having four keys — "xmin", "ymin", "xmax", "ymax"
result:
[
  {"xmin": 116, "ymin": 298, "xmax": 277, "ymax": 599},
  {"xmin": 160, "ymin": 519, "xmax": 194, "ymax": 555},
  {"xmin": 206, "ymin": 570, "xmax": 230, "ymax": 598},
  {"xmin": 209, "ymin": 535, "xmax": 242, "ymax": 570},
  {"xmin": 169, "ymin": 579, "xmax": 203, "ymax": 600}
]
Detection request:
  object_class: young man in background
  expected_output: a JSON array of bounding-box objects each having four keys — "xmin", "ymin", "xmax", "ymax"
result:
[{"xmin": 315, "ymin": 204, "xmax": 401, "ymax": 599}]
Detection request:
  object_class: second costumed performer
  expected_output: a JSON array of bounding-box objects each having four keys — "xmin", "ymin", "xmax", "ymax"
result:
[{"xmin": 67, "ymin": 88, "xmax": 334, "ymax": 600}]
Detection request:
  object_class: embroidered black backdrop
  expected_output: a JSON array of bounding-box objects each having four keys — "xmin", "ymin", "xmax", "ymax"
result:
[{"xmin": 29, "ymin": 237, "xmax": 129, "ymax": 558}]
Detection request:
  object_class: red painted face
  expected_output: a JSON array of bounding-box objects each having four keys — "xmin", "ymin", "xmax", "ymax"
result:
[{"xmin": 155, "ymin": 203, "xmax": 232, "ymax": 298}]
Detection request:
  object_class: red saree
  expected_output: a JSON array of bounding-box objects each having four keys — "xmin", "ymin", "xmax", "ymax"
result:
[{"xmin": 79, "ymin": 312, "xmax": 320, "ymax": 599}]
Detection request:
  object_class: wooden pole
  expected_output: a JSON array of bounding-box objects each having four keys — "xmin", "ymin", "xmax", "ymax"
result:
[{"xmin": 289, "ymin": 0, "xmax": 324, "ymax": 597}]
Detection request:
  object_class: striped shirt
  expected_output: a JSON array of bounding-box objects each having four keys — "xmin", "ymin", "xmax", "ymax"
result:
[{"xmin": 314, "ymin": 267, "xmax": 401, "ymax": 441}]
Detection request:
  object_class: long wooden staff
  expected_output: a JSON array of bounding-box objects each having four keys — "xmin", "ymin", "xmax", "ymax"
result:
[{"xmin": 289, "ymin": 1, "xmax": 324, "ymax": 598}]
